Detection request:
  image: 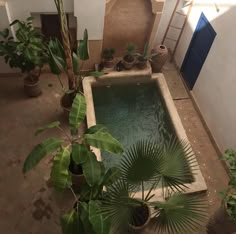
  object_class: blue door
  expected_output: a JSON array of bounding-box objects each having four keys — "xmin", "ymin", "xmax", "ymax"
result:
[{"xmin": 181, "ymin": 13, "xmax": 216, "ymax": 90}]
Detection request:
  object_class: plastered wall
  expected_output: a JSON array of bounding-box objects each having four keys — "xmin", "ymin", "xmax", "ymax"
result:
[{"xmin": 157, "ymin": 0, "xmax": 236, "ymax": 151}]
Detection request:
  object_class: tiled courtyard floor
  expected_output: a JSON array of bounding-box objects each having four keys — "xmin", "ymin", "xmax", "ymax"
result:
[{"xmin": 0, "ymin": 65, "xmax": 229, "ymax": 233}]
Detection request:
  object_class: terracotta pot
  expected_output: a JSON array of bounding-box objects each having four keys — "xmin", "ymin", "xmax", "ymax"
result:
[
  {"xmin": 71, "ymin": 173, "xmax": 86, "ymax": 193},
  {"xmin": 128, "ymin": 204, "xmax": 151, "ymax": 231},
  {"xmin": 151, "ymin": 44, "xmax": 169, "ymax": 72},
  {"xmin": 137, "ymin": 60, "xmax": 147, "ymax": 69},
  {"xmin": 61, "ymin": 94, "xmax": 72, "ymax": 120},
  {"xmin": 104, "ymin": 58, "xmax": 114, "ymax": 68},
  {"xmin": 123, "ymin": 56, "xmax": 135, "ymax": 70},
  {"xmin": 207, "ymin": 206, "xmax": 236, "ymax": 234},
  {"xmin": 24, "ymin": 78, "xmax": 42, "ymax": 97}
]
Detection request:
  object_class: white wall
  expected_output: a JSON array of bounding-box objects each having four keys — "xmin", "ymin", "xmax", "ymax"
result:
[
  {"xmin": 74, "ymin": 0, "xmax": 106, "ymax": 40},
  {"xmin": 0, "ymin": 4, "xmax": 19, "ymax": 73},
  {"xmin": 157, "ymin": 0, "xmax": 236, "ymax": 151},
  {"xmin": 6, "ymin": 0, "xmax": 73, "ymax": 22}
]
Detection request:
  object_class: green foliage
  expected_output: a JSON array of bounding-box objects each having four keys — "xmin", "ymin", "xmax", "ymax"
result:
[
  {"xmin": 51, "ymin": 147, "xmax": 72, "ymax": 191},
  {"xmin": 23, "ymin": 93, "xmax": 123, "ymax": 193},
  {"xmin": 221, "ymin": 149, "xmax": 236, "ymax": 219},
  {"xmin": 84, "ymin": 131, "xmax": 124, "ymax": 154},
  {"xmin": 61, "ymin": 209, "xmax": 80, "ymax": 234},
  {"xmin": 151, "ymin": 193, "xmax": 207, "ymax": 234},
  {"xmin": 100, "ymin": 138, "xmax": 207, "ymax": 233},
  {"xmin": 69, "ymin": 94, "xmax": 86, "ymax": 129},
  {"xmin": 123, "ymin": 43, "xmax": 137, "ymax": 63},
  {"xmin": 46, "ymin": 29, "xmax": 104, "ymax": 93},
  {"xmin": 102, "ymin": 48, "xmax": 115, "ymax": 60},
  {"xmin": 0, "ymin": 17, "xmax": 45, "ymax": 78},
  {"xmin": 34, "ymin": 121, "xmax": 60, "ymax": 136},
  {"xmin": 136, "ymin": 42, "xmax": 159, "ymax": 62},
  {"xmin": 23, "ymin": 138, "xmax": 63, "ymax": 173},
  {"xmin": 121, "ymin": 138, "xmax": 195, "ymax": 192},
  {"xmin": 78, "ymin": 29, "xmax": 89, "ymax": 61}
]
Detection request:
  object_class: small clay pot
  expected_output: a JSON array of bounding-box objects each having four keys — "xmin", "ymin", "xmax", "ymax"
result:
[
  {"xmin": 151, "ymin": 44, "xmax": 169, "ymax": 72},
  {"xmin": 123, "ymin": 56, "xmax": 135, "ymax": 70},
  {"xmin": 128, "ymin": 204, "xmax": 151, "ymax": 231},
  {"xmin": 104, "ymin": 59, "xmax": 114, "ymax": 68},
  {"xmin": 61, "ymin": 94, "xmax": 72, "ymax": 120},
  {"xmin": 137, "ymin": 60, "xmax": 147, "ymax": 69},
  {"xmin": 69, "ymin": 163, "xmax": 85, "ymax": 192},
  {"xmin": 24, "ymin": 78, "xmax": 42, "ymax": 97}
]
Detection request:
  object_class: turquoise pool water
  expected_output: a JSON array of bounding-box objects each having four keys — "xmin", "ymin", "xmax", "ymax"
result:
[{"xmin": 92, "ymin": 82, "xmax": 176, "ymax": 168}]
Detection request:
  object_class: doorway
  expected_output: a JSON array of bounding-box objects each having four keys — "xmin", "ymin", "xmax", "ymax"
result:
[{"xmin": 181, "ymin": 13, "xmax": 216, "ymax": 90}]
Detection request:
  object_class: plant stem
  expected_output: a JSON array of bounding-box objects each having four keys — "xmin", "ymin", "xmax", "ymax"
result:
[
  {"xmin": 57, "ymin": 126, "xmax": 72, "ymax": 142},
  {"xmin": 56, "ymin": 75, "xmax": 64, "ymax": 89},
  {"xmin": 141, "ymin": 180, "xmax": 144, "ymax": 200}
]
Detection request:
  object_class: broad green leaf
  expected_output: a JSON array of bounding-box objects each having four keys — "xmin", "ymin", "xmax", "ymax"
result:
[
  {"xmin": 61, "ymin": 209, "xmax": 80, "ymax": 234},
  {"xmin": 101, "ymin": 167, "xmax": 121, "ymax": 186},
  {"xmin": 23, "ymin": 138, "xmax": 63, "ymax": 173},
  {"xmin": 51, "ymin": 146, "xmax": 72, "ymax": 191},
  {"xmin": 82, "ymin": 151, "xmax": 101, "ymax": 186},
  {"xmin": 48, "ymin": 47, "xmax": 65, "ymax": 75},
  {"xmin": 35, "ymin": 121, "xmax": 60, "ymax": 136},
  {"xmin": 72, "ymin": 143, "xmax": 89, "ymax": 164},
  {"xmin": 84, "ymin": 132, "xmax": 123, "ymax": 154},
  {"xmin": 69, "ymin": 94, "xmax": 86, "ymax": 129},
  {"xmin": 72, "ymin": 52, "xmax": 79, "ymax": 75},
  {"xmin": 85, "ymin": 124, "xmax": 109, "ymax": 135},
  {"xmin": 78, "ymin": 29, "xmax": 89, "ymax": 61},
  {"xmin": 89, "ymin": 200, "xmax": 110, "ymax": 234},
  {"xmin": 80, "ymin": 202, "xmax": 95, "ymax": 234}
]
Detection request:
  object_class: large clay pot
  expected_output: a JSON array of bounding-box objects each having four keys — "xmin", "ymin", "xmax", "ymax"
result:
[
  {"xmin": 24, "ymin": 78, "xmax": 42, "ymax": 97},
  {"xmin": 128, "ymin": 204, "xmax": 151, "ymax": 231},
  {"xmin": 207, "ymin": 206, "xmax": 236, "ymax": 234},
  {"xmin": 151, "ymin": 44, "xmax": 169, "ymax": 72}
]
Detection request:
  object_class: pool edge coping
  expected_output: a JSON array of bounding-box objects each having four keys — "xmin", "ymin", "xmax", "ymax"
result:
[{"xmin": 83, "ymin": 72, "xmax": 207, "ymax": 200}]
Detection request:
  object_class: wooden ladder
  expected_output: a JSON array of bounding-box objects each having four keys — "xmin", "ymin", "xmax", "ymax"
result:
[{"xmin": 161, "ymin": 0, "xmax": 194, "ymax": 58}]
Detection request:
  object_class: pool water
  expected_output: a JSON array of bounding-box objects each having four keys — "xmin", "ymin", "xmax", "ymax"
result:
[{"xmin": 92, "ymin": 82, "xmax": 177, "ymax": 168}]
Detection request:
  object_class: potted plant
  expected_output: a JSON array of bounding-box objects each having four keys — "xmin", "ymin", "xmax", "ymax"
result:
[
  {"xmin": 122, "ymin": 43, "xmax": 136, "ymax": 70},
  {"xmin": 102, "ymin": 48, "xmax": 115, "ymax": 68},
  {"xmin": 207, "ymin": 149, "xmax": 236, "ymax": 234},
  {"xmin": 47, "ymin": 0, "xmax": 104, "ymax": 117},
  {"xmin": 136, "ymin": 42, "xmax": 158, "ymax": 69},
  {"xmin": 22, "ymin": 93, "xmax": 123, "ymax": 192},
  {"xmin": 101, "ymin": 138, "xmax": 207, "ymax": 233},
  {"xmin": 0, "ymin": 17, "xmax": 45, "ymax": 97},
  {"xmin": 61, "ymin": 160, "xmax": 121, "ymax": 234}
]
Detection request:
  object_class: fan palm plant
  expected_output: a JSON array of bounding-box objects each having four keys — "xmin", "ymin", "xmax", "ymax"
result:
[{"xmin": 101, "ymin": 138, "xmax": 207, "ymax": 233}]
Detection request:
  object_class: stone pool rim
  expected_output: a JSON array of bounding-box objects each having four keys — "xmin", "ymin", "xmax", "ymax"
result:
[{"xmin": 83, "ymin": 70, "xmax": 207, "ymax": 200}]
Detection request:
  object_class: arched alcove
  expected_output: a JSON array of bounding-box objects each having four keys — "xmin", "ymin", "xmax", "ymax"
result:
[{"xmin": 102, "ymin": 0, "xmax": 156, "ymax": 56}]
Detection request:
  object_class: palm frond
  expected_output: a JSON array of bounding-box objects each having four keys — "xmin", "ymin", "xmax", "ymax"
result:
[
  {"xmin": 155, "ymin": 137, "xmax": 197, "ymax": 193},
  {"xmin": 101, "ymin": 180, "xmax": 140, "ymax": 233},
  {"xmin": 120, "ymin": 138, "xmax": 196, "ymax": 193},
  {"xmin": 120, "ymin": 140, "xmax": 162, "ymax": 184},
  {"xmin": 151, "ymin": 193, "xmax": 208, "ymax": 234}
]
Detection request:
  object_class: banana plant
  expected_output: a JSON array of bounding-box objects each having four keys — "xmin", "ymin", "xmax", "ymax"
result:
[
  {"xmin": 61, "ymin": 162, "xmax": 121, "ymax": 234},
  {"xmin": 101, "ymin": 139, "xmax": 208, "ymax": 233},
  {"xmin": 22, "ymin": 93, "xmax": 124, "ymax": 192},
  {"xmin": 47, "ymin": 0, "xmax": 104, "ymax": 96}
]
